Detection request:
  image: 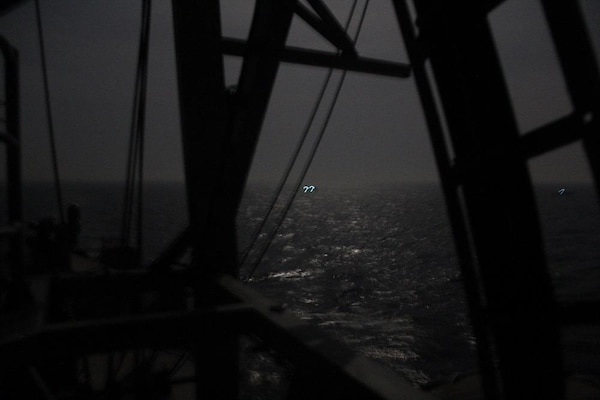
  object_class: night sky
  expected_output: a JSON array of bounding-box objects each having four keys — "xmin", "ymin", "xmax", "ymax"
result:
[{"xmin": 0, "ymin": 0, "xmax": 599, "ymax": 186}]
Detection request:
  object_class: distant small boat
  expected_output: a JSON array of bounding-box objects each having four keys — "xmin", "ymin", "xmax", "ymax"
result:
[{"xmin": 557, "ymin": 188, "xmax": 573, "ymax": 196}]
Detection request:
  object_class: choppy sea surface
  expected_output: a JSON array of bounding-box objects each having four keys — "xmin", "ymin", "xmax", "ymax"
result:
[{"xmin": 12, "ymin": 182, "xmax": 600, "ymax": 386}]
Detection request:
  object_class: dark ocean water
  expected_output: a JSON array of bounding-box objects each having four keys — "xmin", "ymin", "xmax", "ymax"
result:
[{"xmin": 9, "ymin": 182, "xmax": 600, "ymax": 386}]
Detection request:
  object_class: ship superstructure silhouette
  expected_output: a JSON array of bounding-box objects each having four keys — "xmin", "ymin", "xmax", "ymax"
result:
[{"xmin": 1, "ymin": 1, "xmax": 599, "ymax": 399}]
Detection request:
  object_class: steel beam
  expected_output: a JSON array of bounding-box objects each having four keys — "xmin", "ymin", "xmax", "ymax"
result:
[
  {"xmin": 1, "ymin": 38, "xmax": 21, "ymax": 244},
  {"xmin": 220, "ymin": 0, "xmax": 298, "ymax": 213},
  {"xmin": 144, "ymin": 2, "xmax": 411, "ymax": 277},
  {"xmin": 518, "ymin": 114, "xmax": 586, "ymax": 159},
  {"xmin": 390, "ymin": 2, "xmax": 499, "ymax": 398},
  {"xmin": 304, "ymin": 0, "xmax": 357, "ymax": 55},
  {"xmin": 222, "ymin": 37, "xmax": 411, "ymax": 78},
  {"xmin": 2, "ymin": 274, "xmax": 435, "ymax": 400},
  {"xmin": 170, "ymin": 0, "xmax": 235, "ymax": 275},
  {"xmin": 170, "ymin": 2, "xmax": 237, "ymax": 398},
  {"xmin": 294, "ymin": 2, "xmax": 356, "ymax": 56},
  {"xmin": 0, "ymin": 37, "xmax": 25, "ymax": 313},
  {"xmin": 540, "ymin": 1, "xmax": 600, "ymax": 200},
  {"xmin": 218, "ymin": 275, "xmax": 434, "ymax": 400},
  {"xmin": 401, "ymin": 1, "xmax": 563, "ymax": 399},
  {"xmin": 0, "ymin": 306, "xmax": 251, "ymax": 363}
]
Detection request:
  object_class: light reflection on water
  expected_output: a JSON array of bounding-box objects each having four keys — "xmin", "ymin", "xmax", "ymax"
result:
[
  {"xmin": 17, "ymin": 182, "xmax": 600, "ymax": 386},
  {"xmin": 239, "ymin": 184, "xmax": 474, "ymax": 385},
  {"xmin": 239, "ymin": 183, "xmax": 600, "ymax": 385}
]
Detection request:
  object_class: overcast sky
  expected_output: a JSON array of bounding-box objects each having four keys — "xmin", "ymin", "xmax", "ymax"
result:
[{"xmin": 0, "ymin": 0, "xmax": 599, "ymax": 186}]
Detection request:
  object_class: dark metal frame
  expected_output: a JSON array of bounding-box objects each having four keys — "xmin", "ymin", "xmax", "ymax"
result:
[
  {"xmin": 1, "ymin": 0, "xmax": 599, "ymax": 399},
  {"xmin": 0, "ymin": 36, "xmax": 21, "ymax": 243},
  {"xmin": 3, "ymin": 270, "xmax": 432, "ymax": 399},
  {"xmin": 0, "ymin": 36, "xmax": 23, "ymax": 308},
  {"xmin": 392, "ymin": 1, "xmax": 600, "ymax": 399},
  {"xmin": 1, "ymin": 1, "xmax": 428, "ymax": 399}
]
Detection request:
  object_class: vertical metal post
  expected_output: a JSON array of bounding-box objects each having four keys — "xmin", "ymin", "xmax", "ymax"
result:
[
  {"xmin": 171, "ymin": 1, "xmax": 237, "ymax": 399},
  {"xmin": 171, "ymin": 0, "xmax": 233, "ymax": 273},
  {"xmin": 223, "ymin": 0, "xmax": 298, "ymax": 212},
  {"xmin": 390, "ymin": 2, "xmax": 498, "ymax": 398},
  {"xmin": 2, "ymin": 41, "xmax": 20, "ymax": 230},
  {"xmin": 404, "ymin": 1, "xmax": 563, "ymax": 398},
  {"xmin": 171, "ymin": 0, "xmax": 297, "ymax": 395},
  {"xmin": 0, "ymin": 37, "xmax": 23, "ymax": 290}
]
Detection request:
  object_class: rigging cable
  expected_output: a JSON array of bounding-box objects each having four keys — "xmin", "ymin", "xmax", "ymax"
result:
[
  {"xmin": 238, "ymin": 0, "xmax": 361, "ymax": 269},
  {"xmin": 121, "ymin": 0, "xmax": 151, "ymax": 263},
  {"xmin": 245, "ymin": 0, "xmax": 371, "ymax": 280},
  {"xmin": 34, "ymin": 0, "xmax": 64, "ymax": 224}
]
